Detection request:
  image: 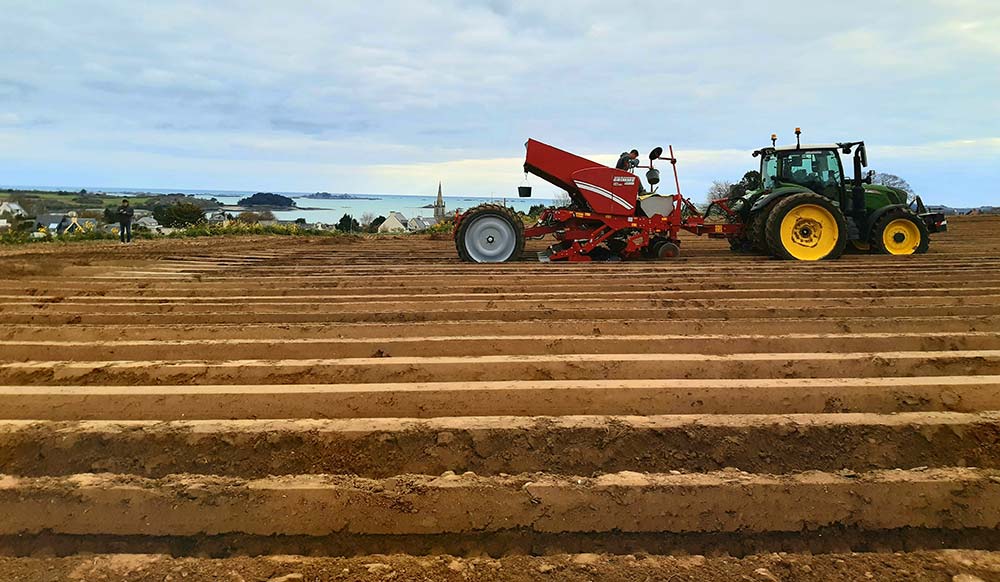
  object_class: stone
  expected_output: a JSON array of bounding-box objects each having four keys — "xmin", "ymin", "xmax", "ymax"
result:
[{"xmin": 363, "ymin": 563, "xmax": 393, "ymax": 574}]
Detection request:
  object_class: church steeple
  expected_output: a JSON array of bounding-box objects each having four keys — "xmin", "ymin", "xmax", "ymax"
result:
[{"xmin": 434, "ymin": 181, "xmax": 445, "ymax": 220}]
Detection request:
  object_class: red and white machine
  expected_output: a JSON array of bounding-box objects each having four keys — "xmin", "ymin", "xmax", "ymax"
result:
[{"xmin": 454, "ymin": 139, "xmax": 743, "ymax": 262}]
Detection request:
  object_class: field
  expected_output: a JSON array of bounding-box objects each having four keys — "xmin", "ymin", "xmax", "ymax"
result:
[{"xmin": 0, "ymin": 215, "xmax": 998, "ymax": 581}]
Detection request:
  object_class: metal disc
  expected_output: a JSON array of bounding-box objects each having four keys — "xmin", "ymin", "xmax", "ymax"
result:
[{"xmin": 464, "ymin": 215, "xmax": 518, "ymax": 262}]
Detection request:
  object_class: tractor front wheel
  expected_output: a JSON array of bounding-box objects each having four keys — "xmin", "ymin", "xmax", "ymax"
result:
[
  {"xmin": 871, "ymin": 209, "xmax": 929, "ymax": 255},
  {"xmin": 455, "ymin": 204, "xmax": 525, "ymax": 263},
  {"xmin": 765, "ymin": 193, "xmax": 847, "ymax": 261}
]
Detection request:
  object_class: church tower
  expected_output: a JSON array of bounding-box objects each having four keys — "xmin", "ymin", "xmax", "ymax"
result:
[{"xmin": 434, "ymin": 182, "xmax": 446, "ymax": 220}]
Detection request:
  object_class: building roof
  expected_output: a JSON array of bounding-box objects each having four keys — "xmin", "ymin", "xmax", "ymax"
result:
[
  {"xmin": 408, "ymin": 216, "xmax": 439, "ymax": 230},
  {"xmin": 0, "ymin": 201, "xmax": 27, "ymax": 216},
  {"xmin": 35, "ymin": 213, "xmax": 68, "ymax": 228}
]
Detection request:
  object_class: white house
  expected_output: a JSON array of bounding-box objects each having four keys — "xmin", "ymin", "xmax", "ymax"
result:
[
  {"xmin": 0, "ymin": 201, "xmax": 27, "ymax": 218},
  {"xmin": 0, "ymin": 218, "xmax": 9, "ymax": 231},
  {"xmin": 135, "ymin": 216, "xmax": 161, "ymax": 230},
  {"xmin": 407, "ymin": 216, "xmax": 438, "ymax": 232},
  {"xmin": 378, "ymin": 212, "xmax": 408, "ymax": 233}
]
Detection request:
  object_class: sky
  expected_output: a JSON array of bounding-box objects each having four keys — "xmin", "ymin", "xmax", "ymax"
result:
[{"xmin": 0, "ymin": 0, "xmax": 998, "ymax": 206}]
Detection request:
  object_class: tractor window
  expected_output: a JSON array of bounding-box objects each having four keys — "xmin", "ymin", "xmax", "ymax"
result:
[
  {"xmin": 761, "ymin": 154, "xmax": 778, "ymax": 188},
  {"xmin": 778, "ymin": 151, "xmax": 843, "ymax": 197}
]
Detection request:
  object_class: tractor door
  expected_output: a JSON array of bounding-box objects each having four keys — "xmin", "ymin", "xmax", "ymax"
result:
[{"xmin": 778, "ymin": 150, "xmax": 845, "ymax": 202}]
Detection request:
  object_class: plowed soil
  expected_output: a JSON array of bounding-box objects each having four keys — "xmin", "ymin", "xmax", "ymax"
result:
[{"xmin": 1, "ymin": 214, "xmax": 999, "ymax": 581}]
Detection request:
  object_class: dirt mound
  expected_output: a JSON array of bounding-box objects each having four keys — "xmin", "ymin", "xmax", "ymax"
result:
[{"xmin": 1, "ymin": 215, "xmax": 998, "ymax": 580}]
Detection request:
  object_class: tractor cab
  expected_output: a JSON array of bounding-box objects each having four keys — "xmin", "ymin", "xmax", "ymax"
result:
[{"xmin": 758, "ymin": 146, "xmax": 848, "ymax": 201}]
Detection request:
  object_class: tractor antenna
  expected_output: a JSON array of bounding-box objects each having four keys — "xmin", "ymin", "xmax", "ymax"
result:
[
  {"xmin": 771, "ymin": 133, "xmax": 777, "ymax": 147},
  {"xmin": 795, "ymin": 127, "xmax": 801, "ymax": 149}
]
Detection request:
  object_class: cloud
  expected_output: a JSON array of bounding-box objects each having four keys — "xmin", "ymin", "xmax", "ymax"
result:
[
  {"xmin": 874, "ymin": 138, "xmax": 1000, "ymax": 159},
  {"xmin": 0, "ymin": 0, "xmax": 995, "ymax": 204}
]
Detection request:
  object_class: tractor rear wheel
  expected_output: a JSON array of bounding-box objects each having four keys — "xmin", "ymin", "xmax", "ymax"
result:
[
  {"xmin": 455, "ymin": 204, "xmax": 525, "ymax": 263},
  {"xmin": 748, "ymin": 201, "xmax": 776, "ymax": 253},
  {"xmin": 765, "ymin": 193, "xmax": 847, "ymax": 261},
  {"xmin": 871, "ymin": 209, "xmax": 929, "ymax": 255}
]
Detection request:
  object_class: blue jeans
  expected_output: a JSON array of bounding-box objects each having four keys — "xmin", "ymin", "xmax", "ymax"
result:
[{"xmin": 119, "ymin": 222, "xmax": 132, "ymax": 242}]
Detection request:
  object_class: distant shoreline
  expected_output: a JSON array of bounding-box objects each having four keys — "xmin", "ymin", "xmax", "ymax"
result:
[
  {"xmin": 300, "ymin": 193, "xmax": 381, "ymax": 200},
  {"xmin": 1, "ymin": 186, "xmax": 556, "ymax": 201}
]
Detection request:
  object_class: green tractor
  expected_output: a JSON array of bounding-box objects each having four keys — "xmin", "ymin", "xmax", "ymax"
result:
[{"xmin": 724, "ymin": 129, "xmax": 947, "ymax": 260}]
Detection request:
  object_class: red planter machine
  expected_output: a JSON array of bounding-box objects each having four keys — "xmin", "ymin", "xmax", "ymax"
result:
[{"xmin": 456, "ymin": 139, "xmax": 743, "ymax": 262}]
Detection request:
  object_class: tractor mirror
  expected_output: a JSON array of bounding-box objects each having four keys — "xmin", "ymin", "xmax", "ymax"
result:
[
  {"xmin": 649, "ymin": 146, "xmax": 663, "ymax": 160},
  {"xmin": 859, "ymin": 144, "xmax": 868, "ymax": 167}
]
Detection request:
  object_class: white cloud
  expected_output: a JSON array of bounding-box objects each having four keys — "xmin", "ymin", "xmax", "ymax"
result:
[
  {"xmin": 874, "ymin": 138, "xmax": 1000, "ymax": 159},
  {"xmin": 0, "ymin": 0, "xmax": 996, "ymax": 203}
]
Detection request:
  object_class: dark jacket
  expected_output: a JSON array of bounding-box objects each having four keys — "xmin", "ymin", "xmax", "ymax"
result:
[
  {"xmin": 117, "ymin": 206, "xmax": 134, "ymax": 223},
  {"xmin": 616, "ymin": 152, "xmax": 638, "ymax": 171}
]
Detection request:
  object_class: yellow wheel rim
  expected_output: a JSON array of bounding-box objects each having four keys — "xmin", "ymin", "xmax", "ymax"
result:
[
  {"xmin": 881, "ymin": 218, "xmax": 921, "ymax": 255},
  {"xmin": 779, "ymin": 204, "xmax": 838, "ymax": 260}
]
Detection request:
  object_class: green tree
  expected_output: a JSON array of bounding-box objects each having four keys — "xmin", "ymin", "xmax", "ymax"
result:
[
  {"xmin": 367, "ymin": 215, "xmax": 386, "ymax": 233},
  {"xmin": 153, "ymin": 202, "xmax": 206, "ymax": 227},
  {"xmin": 337, "ymin": 213, "xmax": 360, "ymax": 232}
]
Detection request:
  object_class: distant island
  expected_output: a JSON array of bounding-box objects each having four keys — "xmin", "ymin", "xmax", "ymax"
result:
[
  {"xmin": 238, "ymin": 192, "xmax": 296, "ymax": 208},
  {"xmin": 301, "ymin": 192, "xmax": 380, "ymax": 200}
]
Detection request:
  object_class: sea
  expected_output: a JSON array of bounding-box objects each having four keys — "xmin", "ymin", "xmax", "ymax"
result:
[{"xmin": 3, "ymin": 185, "xmax": 556, "ymax": 225}]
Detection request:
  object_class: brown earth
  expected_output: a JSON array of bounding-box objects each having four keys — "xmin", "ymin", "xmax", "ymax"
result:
[{"xmin": 1, "ymin": 214, "xmax": 999, "ymax": 581}]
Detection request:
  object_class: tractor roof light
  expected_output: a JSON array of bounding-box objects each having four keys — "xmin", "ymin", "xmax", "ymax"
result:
[
  {"xmin": 771, "ymin": 134, "xmax": 777, "ymax": 146},
  {"xmin": 794, "ymin": 127, "xmax": 802, "ymax": 149}
]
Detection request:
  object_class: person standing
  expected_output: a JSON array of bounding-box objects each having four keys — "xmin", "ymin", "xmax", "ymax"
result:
[{"xmin": 116, "ymin": 199, "xmax": 134, "ymax": 243}]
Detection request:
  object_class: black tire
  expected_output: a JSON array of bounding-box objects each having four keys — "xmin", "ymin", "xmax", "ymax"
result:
[
  {"xmin": 656, "ymin": 241, "xmax": 680, "ymax": 259},
  {"xmin": 871, "ymin": 208, "xmax": 929, "ymax": 255},
  {"xmin": 454, "ymin": 204, "xmax": 525, "ymax": 263},
  {"xmin": 765, "ymin": 193, "xmax": 847, "ymax": 261},
  {"xmin": 747, "ymin": 201, "xmax": 775, "ymax": 253}
]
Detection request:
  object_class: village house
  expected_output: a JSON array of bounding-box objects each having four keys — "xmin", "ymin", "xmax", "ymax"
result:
[
  {"xmin": 407, "ymin": 216, "xmax": 439, "ymax": 232},
  {"xmin": 35, "ymin": 213, "xmax": 69, "ymax": 234},
  {"xmin": 378, "ymin": 212, "xmax": 408, "ymax": 233},
  {"xmin": 135, "ymin": 215, "xmax": 162, "ymax": 230},
  {"xmin": 207, "ymin": 211, "xmax": 231, "ymax": 224},
  {"xmin": 0, "ymin": 201, "xmax": 28, "ymax": 218},
  {"xmin": 34, "ymin": 212, "xmax": 97, "ymax": 235}
]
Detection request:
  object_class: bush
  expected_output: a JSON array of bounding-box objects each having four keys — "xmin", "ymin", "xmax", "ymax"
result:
[
  {"xmin": 336, "ymin": 213, "xmax": 360, "ymax": 232},
  {"xmin": 424, "ymin": 220, "xmax": 454, "ymax": 235},
  {"xmin": 153, "ymin": 202, "xmax": 206, "ymax": 227}
]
